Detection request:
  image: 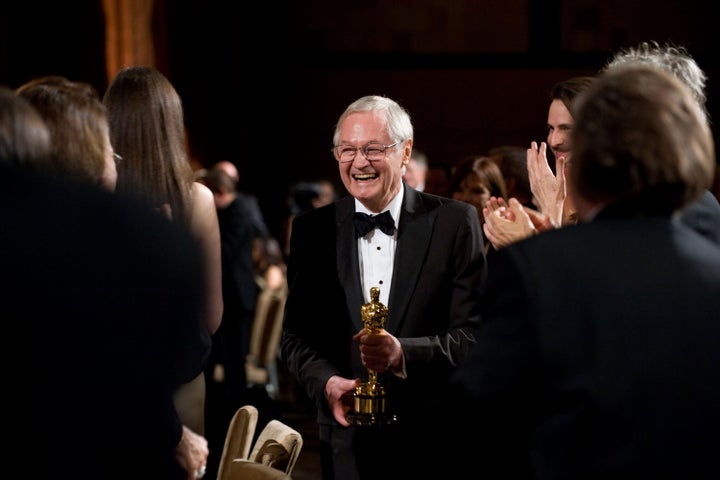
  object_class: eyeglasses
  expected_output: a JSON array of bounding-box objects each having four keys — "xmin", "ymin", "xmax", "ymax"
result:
[
  {"xmin": 113, "ymin": 153, "xmax": 123, "ymax": 165},
  {"xmin": 332, "ymin": 141, "xmax": 402, "ymax": 163}
]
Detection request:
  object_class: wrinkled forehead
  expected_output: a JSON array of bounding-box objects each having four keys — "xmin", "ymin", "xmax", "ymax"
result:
[{"xmin": 338, "ymin": 111, "xmax": 390, "ymax": 143}]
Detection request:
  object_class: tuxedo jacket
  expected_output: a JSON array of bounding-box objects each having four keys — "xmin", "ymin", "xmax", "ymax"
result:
[
  {"xmin": 281, "ymin": 183, "xmax": 486, "ymax": 426},
  {"xmin": 443, "ymin": 207, "xmax": 720, "ymax": 479}
]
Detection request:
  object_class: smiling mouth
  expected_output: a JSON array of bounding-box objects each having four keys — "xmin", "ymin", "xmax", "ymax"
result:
[{"xmin": 353, "ymin": 172, "xmax": 378, "ymax": 181}]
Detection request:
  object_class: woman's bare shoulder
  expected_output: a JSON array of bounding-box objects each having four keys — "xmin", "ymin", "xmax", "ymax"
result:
[
  {"xmin": 191, "ymin": 181, "xmax": 214, "ymax": 203},
  {"xmin": 188, "ymin": 181, "xmax": 218, "ymax": 236}
]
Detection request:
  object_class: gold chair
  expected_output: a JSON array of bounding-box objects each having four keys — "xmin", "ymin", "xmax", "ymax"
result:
[
  {"xmin": 246, "ymin": 281, "xmax": 288, "ymax": 398},
  {"xmin": 217, "ymin": 404, "xmax": 259, "ymax": 480},
  {"xmin": 228, "ymin": 459, "xmax": 292, "ymax": 480},
  {"xmin": 241, "ymin": 418, "xmax": 303, "ymax": 476}
]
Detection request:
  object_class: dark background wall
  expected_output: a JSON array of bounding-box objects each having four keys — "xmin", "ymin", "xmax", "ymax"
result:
[{"xmin": 2, "ymin": 0, "xmax": 718, "ymax": 238}]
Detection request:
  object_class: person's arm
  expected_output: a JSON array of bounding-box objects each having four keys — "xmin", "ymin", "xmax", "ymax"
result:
[
  {"xmin": 189, "ymin": 182, "xmax": 223, "ymax": 335},
  {"xmin": 396, "ymin": 202, "xmax": 486, "ymax": 375},
  {"xmin": 281, "ymin": 208, "xmax": 358, "ymax": 420}
]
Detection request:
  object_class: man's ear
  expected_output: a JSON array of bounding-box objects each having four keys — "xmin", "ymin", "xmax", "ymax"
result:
[{"xmin": 404, "ymin": 141, "xmax": 413, "ymax": 162}]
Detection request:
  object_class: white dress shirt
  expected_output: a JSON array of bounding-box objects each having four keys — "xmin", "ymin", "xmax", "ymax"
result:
[{"xmin": 355, "ymin": 187, "xmax": 404, "ymax": 307}]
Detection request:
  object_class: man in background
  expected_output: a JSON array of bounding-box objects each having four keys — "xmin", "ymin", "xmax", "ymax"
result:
[
  {"xmin": 402, "ymin": 147, "xmax": 428, "ymax": 191},
  {"xmin": 212, "ymin": 160, "xmax": 270, "ymax": 238},
  {"xmin": 201, "ymin": 165, "xmax": 263, "ymax": 480}
]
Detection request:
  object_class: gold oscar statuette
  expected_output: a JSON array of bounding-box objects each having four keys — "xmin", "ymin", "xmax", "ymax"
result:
[{"xmin": 347, "ymin": 286, "xmax": 398, "ymax": 426}]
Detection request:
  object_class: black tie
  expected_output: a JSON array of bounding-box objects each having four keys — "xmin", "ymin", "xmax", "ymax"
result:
[{"xmin": 353, "ymin": 211, "xmax": 396, "ymax": 238}]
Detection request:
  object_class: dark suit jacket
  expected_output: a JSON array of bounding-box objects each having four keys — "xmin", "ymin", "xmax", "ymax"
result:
[
  {"xmin": 441, "ymin": 208, "xmax": 720, "ymax": 479},
  {"xmin": 678, "ymin": 189, "xmax": 720, "ymax": 244},
  {"xmin": 237, "ymin": 192, "xmax": 270, "ymax": 239},
  {"xmin": 207, "ymin": 194, "xmax": 259, "ymax": 404},
  {"xmin": 281, "ymin": 183, "xmax": 486, "ymax": 427},
  {"xmin": 5, "ymin": 166, "xmax": 209, "ymax": 480},
  {"xmin": 217, "ymin": 195, "xmax": 260, "ymax": 314}
]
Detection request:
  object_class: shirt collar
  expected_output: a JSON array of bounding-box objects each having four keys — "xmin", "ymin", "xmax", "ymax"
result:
[{"xmin": 354, "ymin": 185, "xmax": 404, "ymax": 229}]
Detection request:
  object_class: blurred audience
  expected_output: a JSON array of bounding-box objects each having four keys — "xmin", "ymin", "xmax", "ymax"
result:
[
  {"xmin": 402, "ymin": 147, "xmax": 428, "ymax": 191},
  {"xmin": 487, "ymin": 145, "xmax": 533, "ymax": 208},
  {"xmin": 214, "ymin": 159, "xmax": 240, "ymax": 182},
  {"xmin": 281, "ymin": 178, "xmax": 338, "ymax": 258},
  {"xmin": 485, "ymin": 42, "xmax": 720, "ymax": 250},
  {"xmin": 424, "ymin": 161, "xmax": 453, "ymax": 197},
  {"xmin": 207, "ymin": 160, "xmax": 270, "ymax": 238},
  {"xmin": 449, "ymin": 155, "xmax": 508, "ymax": 254},
  {"xmin": 253, "ymin": 235, "xmax": 288, "ymax": 292},
  {"xmin": 315, "ymin": 177, "xmax": 339, "ymax": 208},
  {"xmin": 440, "ymin": 63, "xmax": 720, "ymax": 479},
  {"xmin": 3, "ymin": 83, "xmax": 210, "ymax": 480}
]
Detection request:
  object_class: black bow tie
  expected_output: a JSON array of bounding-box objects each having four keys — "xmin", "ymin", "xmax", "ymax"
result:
[{"xmin": 353, "ymin": 211, "xmax": 396, "ymax": 238}]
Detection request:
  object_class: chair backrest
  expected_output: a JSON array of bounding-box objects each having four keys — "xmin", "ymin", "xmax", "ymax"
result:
[
  {"xmin": 248, "ymin": 282, "xmax": 288, "ymax": 368},
  {"xmin": 217, "ymin": 404, "xmax": 259, "ymax": 480},
  {"xmin": 246, "ymin": 281, "xmax": 288, "ymax": 397},
  {"xmin": 248, "ymin": 419, "xmax": 303, "ymax": 475}
]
